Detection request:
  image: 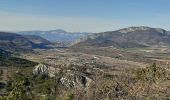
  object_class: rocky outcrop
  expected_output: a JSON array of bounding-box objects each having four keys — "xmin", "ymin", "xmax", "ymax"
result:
[
  {"xmin": 58, "ymin": 70, "xmax": 93, "ymax": 89},
  {"xmin": 33, "ymin": 63, "xmax": 59, "ymax": 77},
  {"xmin": 33, "ymin": 63, "xmax": 93, "ymax": 89}
]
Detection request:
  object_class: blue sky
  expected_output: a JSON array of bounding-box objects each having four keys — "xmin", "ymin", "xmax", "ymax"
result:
[{"xmin": 0, "ymin": 0, "xmax": 170, "ymax": 32}]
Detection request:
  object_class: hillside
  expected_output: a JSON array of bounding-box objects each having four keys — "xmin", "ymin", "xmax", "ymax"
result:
[
  {"xmin": 73, "ymin": 26, "xmax": 170, "ymax": 48},
  {"xmin": 0, "ymin": 32, "xmax": 52, "ymax": 52},
  {"xmin": 0, "ymin": 49, "xmax": 37, "ymax": 67},
  {"xmin": 23, "ymin": 35, "xmax": 51, "ymax": 45}
]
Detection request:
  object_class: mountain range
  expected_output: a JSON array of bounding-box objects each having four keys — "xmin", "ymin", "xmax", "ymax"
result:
[
  {"xmin": 18, "ymin": 29, "xmax": 92, "ymax": 42},
  {"xmin": 1, "ymin": 26, "xmax": 170, "ymax": 53}
]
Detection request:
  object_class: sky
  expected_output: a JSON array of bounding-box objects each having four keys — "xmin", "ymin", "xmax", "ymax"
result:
[{"xmin": 0, "ymin": 0, "xmax": 170, "ymax": 32}]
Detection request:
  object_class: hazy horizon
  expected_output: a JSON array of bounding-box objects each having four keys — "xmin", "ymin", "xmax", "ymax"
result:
[{"xmin": 0, "ymin": 0, "xmax": 170, "ymax": 32}]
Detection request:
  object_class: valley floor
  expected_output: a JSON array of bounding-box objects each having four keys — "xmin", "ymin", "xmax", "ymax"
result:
[{"xmin": 1, "ymin": 46, "xmax": 170, "ymax": 99}]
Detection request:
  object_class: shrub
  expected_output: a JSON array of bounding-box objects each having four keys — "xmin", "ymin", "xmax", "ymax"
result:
[{"xmin": 134, "ymin": 63, "xmax": 166, "ymax": 82}]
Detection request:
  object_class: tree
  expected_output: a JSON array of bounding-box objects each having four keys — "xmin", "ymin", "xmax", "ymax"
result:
[{"xmin": 0, "ymin": 81, "xmax": 30, "ymax": 100}]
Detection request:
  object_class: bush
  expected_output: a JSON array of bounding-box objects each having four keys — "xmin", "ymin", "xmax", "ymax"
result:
[
  {"xmin": 134, "ymin": 63, "xmax": 166, "ymax": 82},
  {"xmin": 0, "ymin": 81, "xmax": 31, "ymax": 100}
]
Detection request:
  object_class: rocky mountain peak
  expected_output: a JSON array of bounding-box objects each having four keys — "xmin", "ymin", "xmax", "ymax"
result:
[
  {"xmin": 155, "ymin": 28, "xmax": 166, "ymax": 34},
  {"xmin": 50, "ymin": 29, "xmax": 68, "ymax": 34},
  {"xmin": 118, "ymin": 26, "xmax": 166, "ymax": 34}
]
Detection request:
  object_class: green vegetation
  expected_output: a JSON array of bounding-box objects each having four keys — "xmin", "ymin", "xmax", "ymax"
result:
[
  {"xmin": 135, "ymin": 63, "xmax": 166, "ymax": 82},
  {"xmin": 0, "ymin": 81, "xmax": 31, "ymax": 100},
  {"xmin": 0, "ymin": 55, "xmax": 38, "ymax": 68}
]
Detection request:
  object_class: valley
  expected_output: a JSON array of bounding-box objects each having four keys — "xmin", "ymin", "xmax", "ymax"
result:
[
  {"xmin": 1, "ymin": 27, "xmax": 170, "ymax": 99},
  {"xmin": 1, "ymin": 0, "xmax": 170, "ymax": 99}
]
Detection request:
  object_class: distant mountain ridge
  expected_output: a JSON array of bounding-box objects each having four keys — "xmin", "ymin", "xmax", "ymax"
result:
[
  {"xmin": 72, "ymin": 26, "xmax": 170, "ymax": 48},
  {"xmin": 18, "ymin": 29, "xmax": 92, "ymax": 42}
]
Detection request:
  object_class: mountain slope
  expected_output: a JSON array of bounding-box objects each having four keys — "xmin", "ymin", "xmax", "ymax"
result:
[
  {"xmin": 0, "ymin": 49, "xmax": 38, "ymax": 67},
  {"xmin": 23, "ymin": 35, "xmax": 51, "ymax": 45},
  {"xmin": 0, "ymin": 32, "xmax": 50, "ymax": 52},
  {"xmin": 18, "ymin": 29, "xmax": 91, "ymax": 42},
  {"xmin": 72, "ymin": 26, "xmax": 170, "ymax": 48}
]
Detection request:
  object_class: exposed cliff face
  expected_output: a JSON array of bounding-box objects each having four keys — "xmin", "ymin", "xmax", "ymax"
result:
[
  {"xmin": 33, "ymin": 63, "xmax": 58, "ymax": 77},
  {"xmin": 33, "ymin": 63, "xmax": 93, "ymax": 89}
]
